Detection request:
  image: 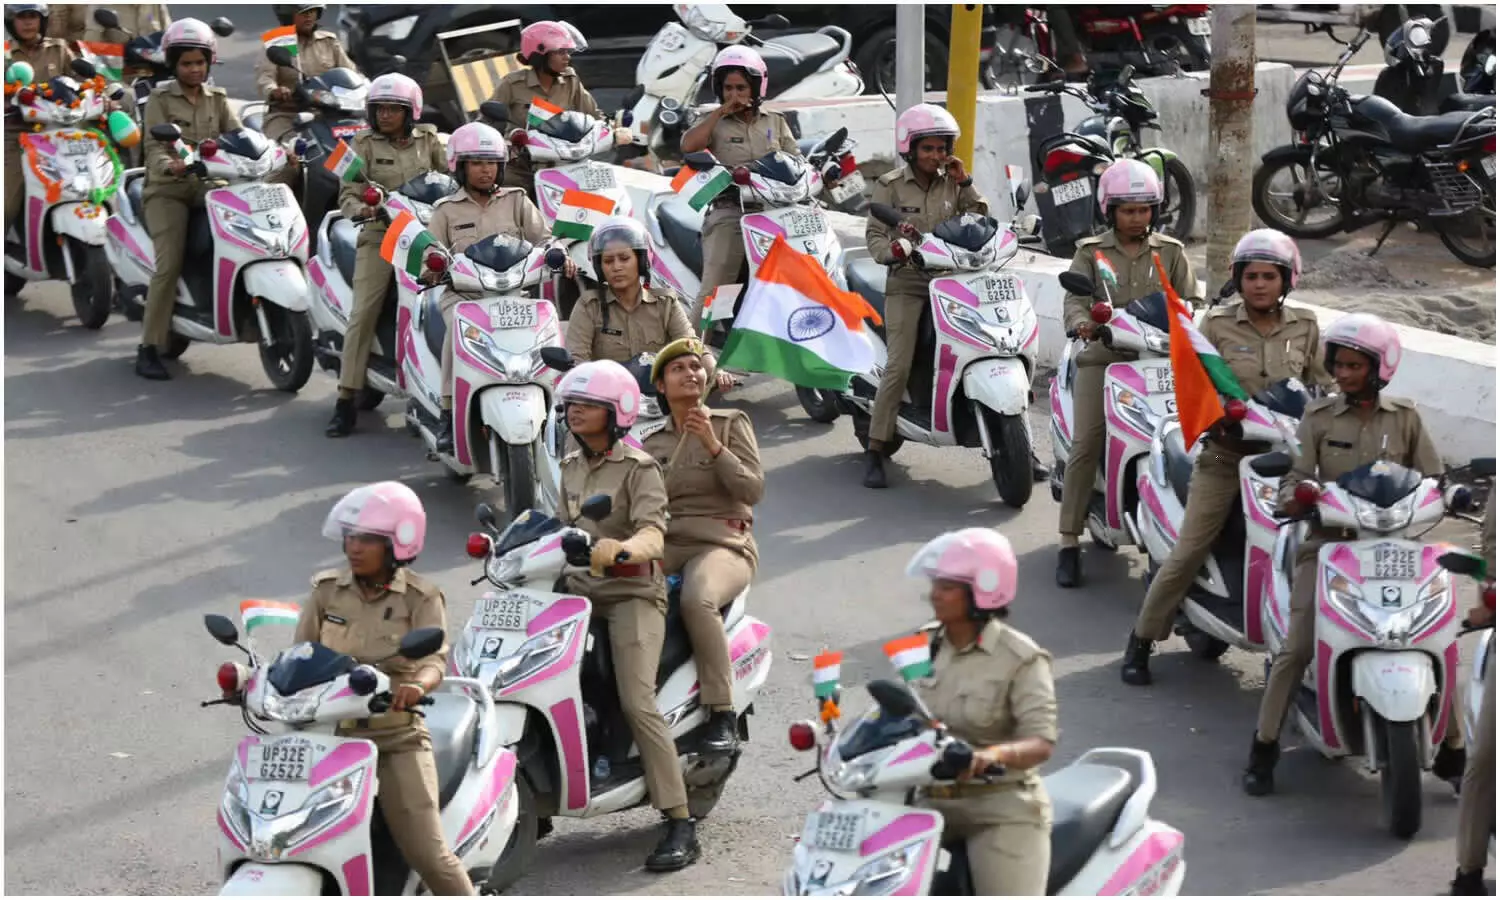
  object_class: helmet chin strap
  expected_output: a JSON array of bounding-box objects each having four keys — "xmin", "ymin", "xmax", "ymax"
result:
[{"xmin": 1343, "ymin": 385, "xmax": 1380, "ymax": 408}]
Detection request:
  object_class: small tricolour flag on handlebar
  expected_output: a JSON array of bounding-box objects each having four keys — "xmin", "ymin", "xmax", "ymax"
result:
[
  {"xmin": 1093, "ymin": 250, "xmax": 1118, "ymax": 288},
  {"xmin": 78, "ymin": 41, "xmax": 124, "ymax": 81},
  {"xmin": 380, "ymin": 210, "xmax": 439, "ymax": 279},
  {"xmin": 240, "ymin": 599, "xmax": 300, "ymax": 633},
  {"xmin": 813, "ymin": 650, "xmax": 842, "ymax": 699},
  {"xmin": 527, "ymin": 97, "xmax": 563, "ymax": 128},
  {"xmin": 884, "ymin": 634, "xmax": 932, "ymax": 681},
  {"xmin": 670, "ymin": 164, "xmax": 732, "ymax": 212},
  {"xmin": 262, "ymin": 25, "xmax": 299, "ymax": 56},
  {"xmin": 552, "ymin": 189, "xmax": 616, "ymax": 241},
  {"xmin": 324, "ymin": 139, "xmax": 364, "ymax": 183}
]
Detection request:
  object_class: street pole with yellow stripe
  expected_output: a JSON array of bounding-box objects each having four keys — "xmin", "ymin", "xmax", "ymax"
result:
[{"xmin": 946, "ymin": 3, "xmax": 984, "ymax": 169}]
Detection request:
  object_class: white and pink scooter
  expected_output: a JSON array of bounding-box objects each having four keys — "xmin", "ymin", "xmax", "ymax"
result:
[
  {"xmin": 450, "ymin": 493, "xmax": 773, "ymax": 878},
  {"xmin": 202, "ymin": 608, "xmax": 524, "ymax": 894},
  {"xmin": 782, "ymin": 677, "xmax": 1186, "ymax": 896}
]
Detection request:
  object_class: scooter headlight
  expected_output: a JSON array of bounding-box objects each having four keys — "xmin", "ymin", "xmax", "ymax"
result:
[
  {"xmin": 823, "ymin": 746, "xmax": 893, "ymax": 795},
  {"xmin": 484, "ymin": 550, "xmax": 524, "ymax": 586},
  {"xmin": 799, "ymin": 840, "xmax": 926, "ymax": 896},
  {"xmin": 249, "ymin": 770, "xmax": 367, "ymax": 859},
  {"xmin": 459, "ymin": 325, "xmax": 535, "ymax": 383},
  {"xmin": 259, "ymin": 690, "xmax": 320, "ymax": 724},
  {"xmin": 213, "ymin": 206, "xmax": 285, "ymax": 255},
  {"xmin": 221, "ymin": 766, "xmax": 253, "ymax": 844},
  {"xmin": 407, "ymin": 199, "xmax": 434, "ymax": 225},
  {"xmin": 942, "ymin": 302, "xmax": 998, "ymax": 350},
  {"xmin": 492, "ymin": 621, "xmax": 579, "ymax": 691},
  {"xmin": 1352, "ymin": 494, "xmax": 1416, "ymax": 533},
  {"xmin": 478, "ymin": 264, "xmax": 524, "ymax": 295},
  {"xmin": 1324, "ymin": 572, "xmax": 1379, "ymax": 636},
  {"xmin": 1109, "ymin": 384, "xmax": 1157, "ymax": 438},
  {"xmin": 1250, "ymin": 481, "xmax": 1280, "ymax": 520}
]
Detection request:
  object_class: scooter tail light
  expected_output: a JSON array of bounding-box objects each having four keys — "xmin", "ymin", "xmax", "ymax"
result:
[
  {"xmin": 788, "ymin": 721, "xmax": 816, "ymax": 751},
  {"xmin": 838, "ymin": 153, "xmax": 858, "ymax": 177},
  {"xmin": 1483, "ymin": 134, "xmax": 1496, "ymax": 154},
  {"xmin": 465, "ymin": 533, "xmax": 491, "ymax": 559},
  {"xmin": 1090, "ymin": 302, "xmax": 1112, "ymax": 324},
  {"xmin": 1293, "ymin": 481, "xmax": 1321, "ymax": 508},
  {"xmin": 217, "ymin": 662, "xmax": 244, "ymax": 694},
  {"xmin": 1043, "ymin": 148, "xmax": 1088, "ymax": 175}
]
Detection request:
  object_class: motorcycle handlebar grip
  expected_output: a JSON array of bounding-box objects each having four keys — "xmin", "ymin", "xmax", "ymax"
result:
[{"xmin": 1097, "ymin": 325, "xmax": 1114, "ymax": 348}]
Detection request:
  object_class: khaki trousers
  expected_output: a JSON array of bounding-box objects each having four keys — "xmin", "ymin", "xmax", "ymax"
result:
[
  {"xmin": 1134, "ymin": 445, "xmax": 1244, "ymax": 641},
  {"xmin": 142, "ymin": 179, "xmax": 211, "ymax": 348},
  {"xmin": 1457, "ymin": 637, "xmax": 1495, "ymax": 871},
  {"xmin": 362, "ymin": 725, "xmax": 475, "ymax": 895},
  {"xmin": 1058, "ymin": 363, "xmax": 1109, "ymax": 535},
  {"xmin": 868, "ymin": 287, "xmax": 927, "ymax": 445},
  {"xmin": 595, "ymin": 596, "xmax": 689, "ymax": 811},
  {"xmin": 926, "ymin": 784, "xmax": 1052, "ymax": 896},
  {"xmin": 665, "ymin": 538, "xmax": 754, "ymax": 710},
  {"xmin": 693, "ymin": 206, "xmax": 746, "ymax": 332},
  {"xmin": 340, "ymin": 238, "xmax": 393, "ymax": 394}
]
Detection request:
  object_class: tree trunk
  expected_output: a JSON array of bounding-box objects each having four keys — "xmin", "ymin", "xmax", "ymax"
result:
[{"xmin": 1205, "ymin": 7, "xmax": 1258, "ymax": 300}]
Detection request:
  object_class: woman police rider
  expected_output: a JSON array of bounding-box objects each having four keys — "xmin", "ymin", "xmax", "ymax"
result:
[
  {"xmin": 134, "ymin": 18, "xmax": 240, "ymax": 381},
  {"xmin": 291, "ymin": 481, "xmax": 474, "ymax": 895},
  {"xmin": 554, "ymin": 359, "xmax": 702, "ymax": 872},
  {"xmin": 487, "ymin": 20, "xmax": 600, "ymax": 197},
  {"xmin": 1121, "ymin": 229, "xmax": 1332, "ymax": 685},
  {"xmin": 1242, "ymin": 312, "xmax": 1467, "ymax": 795},
  {"xmin": 906, "ymin": 527, "xmax": 1058, "ymax": 895},
  {"xmin": 326, "ymin": 72, "xmax": 446, "ymax": 438},
  {"xmin": 641, "ymin": 337, "xmax": 765, "ymax": 754},
  {"xmin": 679, "ymin": 45, "xmax": 802, "ymax": 333}
]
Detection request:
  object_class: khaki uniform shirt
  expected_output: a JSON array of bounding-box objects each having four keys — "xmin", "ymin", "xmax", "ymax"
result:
[
  {"xmin": 4, "ymin": 37, "xmax": 74, "ymax": 134},
  {"xmin": 917, "ymin": 620, "xmax": 1058, "ymax": 824},
  {"xmin": 561, "ymin": 442, "xmax": 669, "ymax": 608},
  {"xmin": 1063, "ymin": 230, "xmax": 1201, "ymax": 367},
  {"xmin": 48, "ymin": 5, "xmax": 169, "ymax": 42},
  {"xmin": 1202, "ymin": 301, "xmax": 1333, "ymax": 398},
  {"xmin": 707, "ymin": 108, "xmax": 798, "ymax": 168},
  {"xmin": 566, "ymin": 286, "xmax": 696, "ymax": 364},
  {"xmin": 489, "ymin": 67, "xmax": 600, "ymax": 180},
  {"xmin": 865, "ymin": 164, "xmax": 990, "ymax": 292},
  {"xmin": 428, "ymin": 186, "xmax": 546, "ymax": 253},
  {"xmin": 141, "ymin": 81, "xmax": 240, "ymax": 191},
  {"xmin": 254, "ymin": 29, "xmax": 357, "ymax": 108},
  {"xmin": 641, "ymin": 408, "xmax": 764, "ymax": 566},
  {"xmin": 292, "ymin": 566, "xmax": 450, "ymax": 743},
  {"xmin": 336, "ymin": 125, "xmax": 446, "ymax": 246}
]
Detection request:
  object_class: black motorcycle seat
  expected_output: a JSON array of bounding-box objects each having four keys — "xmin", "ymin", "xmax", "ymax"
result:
[
  {"xmin": 125, "ymin": 174, "xmax": 146, "ymax": 220},
  {"xmin": 422, "ymin": 290, "xmax": 446, "ymax": 362},
  {"xmin": 1043, "ymin": 762, "xmax": 1136, "ymax": 894},
  {"xmin": 797, "ymin": 137, "xmax": 821, "ymax": 158},
  {"xmin": 656, "ymin": 198, "xmax": 704, "ymax": 279},
  {"xmin": 760, "ymin": 32, "xmax": 843, "ymax": 94},
  {"xmin": 1163, "ymin": 431, "xmax": 1196, "ymax": 506},
  {"xmin": 1441, "ymin": 92, "xmax": 1496, "ymax": 114},
  {"xmin": 329, "ymin": 216, "xmax": 359, "ymax": 288},
  {"xmin": 1352, "ymin": 94, "xmax": 1485, "ymax": 151},
  {"xmin": 424, "ymin": 692, "xmax": 481, "ymax": 809},
  {"xmin": 846, "ymin": 257, "xmax": 887, "ymax": 337}
]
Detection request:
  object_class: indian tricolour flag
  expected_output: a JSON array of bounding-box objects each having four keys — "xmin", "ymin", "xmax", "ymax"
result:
[
  {"xmin": 79, "ymin": 41, "xmax": 123, "ymax": 80},
  {"xmin": 380, "ymin": 209, "xmax": 439, "ymax": 279},
  {"xmin": 262, "ymin": 25, "xmax": 299, "ymax": 56},
  {"xmin": 240, "ymin": 599, "xmax": 300, "ymax": 633},
  {"xmin": 552, "ymin": 189, "xmax": 616, "ymax": 241},
  {"xmin": 528, "ymin": 97, "xmax": 563, "ymax": 128},
  {"xmin": 670, "ymin": 163, "xmax": 732, "ymax": 212},
  {"xmin": 699, "ymin": 283, "xmax": 740, "ymax": 333},
  {"xmin": 884, "ymin": 634, "xmax": 932, "ymax": 682},
  {"xmin": 1155, "ymin": 251, "xmax": 1246, "ymax": 450},
  {"xmin": 324, "ymin": 139, "xmax": 364, "ymax": 183},
  {"xmin": 717, "ymin": 236, "xmax": 882, "ymax": 391},
  {"xmin": 813, "ymin": 650, "xmax": 842, "ymax": 699},
  {"xmin": 1093, "ymin": 250, "xmax": 1119, "ymax": 294}
]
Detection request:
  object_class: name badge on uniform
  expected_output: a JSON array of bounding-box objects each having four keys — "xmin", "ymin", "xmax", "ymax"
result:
[
  {"xmin": 324, "ymin": 613, "xmax": 347, "ymax": 625},
  {"xmin": 173, "ymin": 118, "xmax": 191, "ymax": 128},
  {"xmin": 728, "ymin": 136, "xmax": 745, "ymax": 143},
  {"xmin": 600, "ymin": 325, "xmax": 623, "ymax": 336},
  {"xmin": 900, "ymin": 206, "xmax": 920, "ymax": 213},
  {"xmin": 375, "ymin": 157, "xmax": 394, "ymax": 165},
  {"xmin": 1327, "ymin": 439, "xmax": 1353, "ymax": 449},
  {"xmin": 453, "ymin": 222, "xmax": 475, "ymax": 231},
  {"xmin": 1232, "ymin": 345, "xmax": 1252, "ymax": 353}
]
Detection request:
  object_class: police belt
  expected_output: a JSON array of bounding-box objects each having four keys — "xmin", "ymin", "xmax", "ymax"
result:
[
  {"xmin": 604, "ymin": 561, "xmax": 661, "ymax": 578},
  {"xmin": 338, "ymin": 711, "xmax": 416, "ymax": 731}
]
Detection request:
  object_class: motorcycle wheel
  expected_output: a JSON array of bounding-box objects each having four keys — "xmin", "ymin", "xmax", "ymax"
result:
[
  {"xmin": 502, "ymin": 441, "xmax": 537, "ymax": 521},
  {"xmin": 1379, "ymin": 718, "xmax": 1424, "ymax": 839},
  {"xmin": 1252, "ymin": 156, "xmax": 1347, "ymax": 239},
  {"xmin": 1160, "ymin": 158, "xmax": 1198, "ymax": 243},
  {"xmin": 161, "ymin": 332, "xmax": 191, "ymax": 360},
  {"xmin": 796, "ymin": 386, "xmax": 842, "ymax": 424},
  {"xmin": 1435, "ymin": 207, "xmax": 1497, "ymax": 269},
  {"xmin": 259, "ymin": 308, "xmax": 315, "ymax": 393},
  {"xmin": 986, "ymin": 412, "xmax": 1034, "ymax": 509},
  {"xmin": 69, "ymin": 239, "xmax": 114, "ymax": 330},
  {"xmin": 483, "ymin": 774, "xmax": 538, "ymax": 894}
]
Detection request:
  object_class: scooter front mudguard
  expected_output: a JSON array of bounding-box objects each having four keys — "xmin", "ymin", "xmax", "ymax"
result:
[
  {"xmin": 1351, "ymin": 649, "xmax": 1438, "ymax": 724},
  {"xmin": 243, "ymin": 259, "xmax": 310, "ymax": 313},
  {"xmin": 962, "ymin": 356, "xmax": 1031, "ymax": 417},
  {"xmin": 479, "ymin": 383, "xmax": 548, "ymax": 446},
  {"xmin": 220, "ymin": 862, "xmax": 324, "ymax": 896},
  {"xmin": 50, "ymin": 201, "xmax": 108, "ymax": 246}
]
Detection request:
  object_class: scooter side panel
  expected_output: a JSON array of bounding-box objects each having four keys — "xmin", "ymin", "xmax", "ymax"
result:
[
  {"xmin": 1076, "ymin": 821, "xmax": 1185, "ymax": 896},
  {"xmin": 786, "ymin": 802, "xmax": 941, "ymax": 896},
  {"xmin": 106, "ymin": 215, "xmax": 154, "ymax": 278},
  {"xmin": 442, "ymin": 747, "xmax": 518, "ymax": 864}
]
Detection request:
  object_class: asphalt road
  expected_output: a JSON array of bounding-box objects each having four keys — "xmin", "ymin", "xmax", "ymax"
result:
[{"xmin": 4, "ymin": 278, "xmax": 1490, "ymax": 895}]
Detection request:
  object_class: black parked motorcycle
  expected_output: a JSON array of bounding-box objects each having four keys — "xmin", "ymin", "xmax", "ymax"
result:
[
  {"xmin": 1460, "ymin": 27, "xmax": 1495, "ymax": 95},
  {"xmin": 1253, "ymin": 26, "xmax": 1496, "ymax": 269},
  {"xmin": 1373, "ymin": 16, "xmax": 1493, "ymax": 116}
]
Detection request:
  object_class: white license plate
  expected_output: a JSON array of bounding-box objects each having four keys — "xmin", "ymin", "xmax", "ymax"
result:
[
  {"xmin": 827, "ymin": 170, "xmax": 866, "ymax": 204},
  {"xmin": 981, "ymin": 274, "xmax": 1023, "ymax": 305},
  {"xmin": 1363, "ymin": 543, "xmax": 1419, "ymax": 581},
  {"xmin": 576, "ymin": 166, "xmax": 617, "ymax": 192},
  {"xmin": 1144, "ymin": 366, "xmax": 1175, "ymax": 395},
  {"xmin": 250, "ymin": 737, "xmax": 313, "ymax": 782},
  {"xmin": 59, "ymin": 136, "xmax": 99, "ymax": 157},
  {"xmin": 787, "ymin": 210, "xmax": 828, "ymax": 238},
  {"xmin": 479, "ymin": 594, "xmax": 530, "ymax": 631},
  {"xmin": 489, "ymin": 301, "xmax": 538, "ymax": 330},
  {"xmin": 1482, "ymin": 155, "xmax": 1495, "ymax": 179},
  {"xmin": 810, "ymin": 811, "xmax": 862, "ymax": 852},
  {"xmin": 1051, "ymin": 177, "xmax": 1092, "ymax": 206},
  {"xmin": 1186, "ymin": 17, "xmax": 1211, "ymax": 36},
  {"xmin": 244, "ymin": 185, "xmax": 289, "ymax": 213}
]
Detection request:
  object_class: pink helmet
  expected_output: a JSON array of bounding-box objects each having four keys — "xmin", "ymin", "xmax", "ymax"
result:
[
  {"xmin": 557, "ymin": 360, "xmax": 642, "ymax": 429},
  {"xmin": 1232, "ymin": 228, "xmax": 1302, "ymax": 294},
  {"xmin": 1323, "ymin": 313, "xmax": 1402, "ymax": 390},
  {"xmin": 367, "ymin": 73, "xmax": 423, "ymax": 126},
  {"xmin": 905, "ymin": 528, "xmax": 1019, "ymax": 612},
  {"xmin": 895, "ymin": 103, "xmax": 960, "ymax": 156},
  {"xmin": 712, "ymin": 46, "xmax": 768, "ymax": 102},
  {"xmin": 446, "ymin": 121, "xmax": 508, "ymax": 173},
  {"xmin": 1096, "ymin": 158, "xmax": 1162, "ymax": 218},
  {"xmin": 163, "ymin": 18, "xmax": 218, "ymax": 64},
  {"xmin": 521, "ymin": 21, "xmax": 583, "ymax": 65},
  {"xmin": 322, "ymin": 481, "xmax": 427, "ymax": 563}
]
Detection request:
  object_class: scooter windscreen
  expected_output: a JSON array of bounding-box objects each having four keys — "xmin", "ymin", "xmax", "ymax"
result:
[
  {"xmin": 933, "ymin": 213, "xmax": 1000, "ymax": 252},
  {"xmin": 750, "ymin": 151, "xmax": 807, "ymax": 185},
  {"xmin": 1336, "ymin": 461, "xmax": 1426, "ymax": 507},
  {"xmin": 464, "ymin": 234, "xmax": 534, "ymax": 274},
  {"xmin": 1123, "ymin": 290, "xmax": 1172, "ymax": 333},
  {"xmin": 267, "ymin": 643, "xmax": 359, "ymax": 696},
  {"xmin": 216, "ymin": 128, "xmax": 273, "ymax": 160},
  {"xmin": 836, "ymin": 706, "xmax": 924, "ymax": 761},
  {"xmin": 397, "ymin": 172, "xmax": 460, "ymax": 206},
  {"xmin": 309, "ymin": 67, "xmax": 369, "ymax": 110},
  {"xmin": 536, "ymin": 110, "xmax": 595, "ymax": 144},
  {"xmin": 1252, "ymin": 378, "xmax": 1311, "ymax": 420},
  {"xmin": 493, "ymin": 509, "xmax": 564, "ymax": 556}
]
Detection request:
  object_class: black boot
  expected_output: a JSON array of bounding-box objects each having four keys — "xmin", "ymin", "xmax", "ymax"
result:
[
  {"xmin": 699, "ymin": 709, "xmax": 739, "ymax": 755},
  {"xmin": 1242, "ymin": 735, "xmax": 1279, "ymax": 796},
  {"xmin": 325, "ymin": 397, "xmax": 356, "ymax": 437},
  {"xmin": 1120, "ymin": 632, "xmax": 1154, "ymax": 686},
  {"xmin": 862, "ymin": 450, "xmax": 887, "ymax": 489},
  {"xmin": 434, "ymin": 409, "xmax": 455, "ymax": 455},
  {"xmin": 1031, "ymin": 452, "xmax": 1049, "ymax": 482},
  {"xmin": 1433, "ymin": 742, "xmax": 1468, "ymax": 783},
  {"xmin": 644, "ymin": 817, "xmax": 700, "ymax": 872},
  {"xmin": 1450, "ymin": 867, "xmax": 1486, "ymax": 895},
  {"xmin": 1056, "ymin": 546, "xmax": 1082, "ymax": 588},
  {"xmin": 134, "ymin": 344, "xmax": 170, "ymax": 380}
]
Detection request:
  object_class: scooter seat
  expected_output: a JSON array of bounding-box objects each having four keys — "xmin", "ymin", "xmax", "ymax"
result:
[
  {"xmin": 845, "ymin": 257, "xmax": 888, "ymax": 337},
  {"xmin": 424, "ymin": 692, "xmax": 481, "ymax": 809},
  {"xmin": 1351, "ymin": 94, "xmax": 1486, "ymax": 152},
  {"xmin": 422, "ymin": 290, "xmax": 447, "ymax": 362},
  {"xmin": 1043, "ymin": 762, "xmax": 1136, "ymax": 894},
  {"xmin": 1163, "ymin": 426, "xmax": 1197, "ymax": 506},
  {"xmin": 797, "ymin": 137, "xmax": 821, "ymax": 158},
  {"xmin": 125, "ymin": 174, "xmax": 146, "ymax": 221},
  {"xmin": 330, "ymin": 216, "xmax": 359, "ymax": 288},
  {"xmin": 1441, "ymin": 91, "xmax": 1496, "ymax": 113},
  {"xmin": 760, "ymin": 32, "xmax": 844, "ymax": 96},
  {"xmin": 657, "ymin": 197, "xmax": 704, "ymax": 278}
]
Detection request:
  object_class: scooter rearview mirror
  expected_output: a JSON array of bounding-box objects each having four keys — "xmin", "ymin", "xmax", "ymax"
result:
[
  {"xmin": 539, "ymin": 346, "xmax": 574, "ymax": 372},
  {"xmin": 1249, "ymin": 452, "xmax": 1293, "ymax": 479},
  {"xmin": 1471, "ymin": 457, "xmax": 1496, "ymax": 478},
  {"xmin": 1437, "ymin": 550, "xmax": 1488, "ymax": 579},
  {"xmin": 93, "ymin": 7, "xmax": 120, "ymax": 29},
  {"xmin": 1058, "ymin": 271, "xmax": 1094, "ymax": 296},
  {"xmin": 579, "ymin": 494, "xmax": 613, "ymax": 522},
  {"xmin": 204, "ymin": 613, "xmax": 240, "ymax": 646},
  {"xmin": 868, "ymin": 202, "xmax": 903, "ymax": 229},
  {"xmin": 266, "ymin": 45, "xmax": 295, "ymax": 69},
  {"xmin": 398, "ymin": 627, "xmax": 445, "ymax": 660}
]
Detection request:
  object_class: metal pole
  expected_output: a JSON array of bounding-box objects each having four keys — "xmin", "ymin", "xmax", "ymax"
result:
[
  {"xmin": 1205, "ymin": 5, "xmax": 1257, "ymax": 297},
  {"xmin": 895, "ymin": 3, "xmax": 925, "ymax": 115},
  {"xmin": 947, "ymin": 4, "xmax": 984, "ymax": 169}
]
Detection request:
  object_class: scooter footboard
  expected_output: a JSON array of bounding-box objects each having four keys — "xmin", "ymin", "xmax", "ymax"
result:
[
  {"xmin": 1351, "ymin": 649, "xmax": 1437, "ymax": 724},
  {"xmin": 784, "ymin": 801, "xmax": 943, "ymax": 896}
]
